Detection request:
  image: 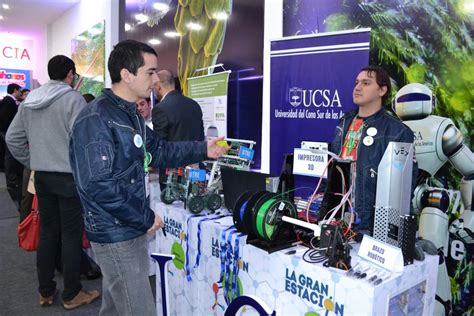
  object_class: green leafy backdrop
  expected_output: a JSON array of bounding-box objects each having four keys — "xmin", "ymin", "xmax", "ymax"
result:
[
  {"xmin": 325, "ymin": 0, "xmax": 473, "ymax": 148},
  {"xmin": 322, "ymin": 1, "xmax": 473, "ymax": 314}
]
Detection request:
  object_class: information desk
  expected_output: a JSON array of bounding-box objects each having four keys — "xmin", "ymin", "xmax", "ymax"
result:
[{"xmin": 151, "ymin": 199, "xmax": 438, "ymax": 316}]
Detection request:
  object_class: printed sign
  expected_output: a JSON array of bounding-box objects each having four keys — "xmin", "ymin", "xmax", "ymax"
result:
[
  {"xmin": 239, "ymin": 146, "xmax": 254, "ymax": 161},
  {"xmin": 188, "ymin": 71, "xmax": 230, "ymax": 138},
  {"xmin": 358, "ymin": 235, "xmax": 404, "ymax": 272},
  {"xmin": 0, "ymin": 68, "xmax": 31, "ymax": 97},
  {"xmin": 0, "ymin": 38, "xmax": 34, "ymax": 70},
  {"xmin": 188, "ymin": 169, "xmax": 206, "ymax": 182},
  {"xmin": 293, "ymin": 148, "xmax": 328, "ymax": 177}
]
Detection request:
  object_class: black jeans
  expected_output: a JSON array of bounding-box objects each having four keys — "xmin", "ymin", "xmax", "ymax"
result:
[
  {"xmin": 0, "ymin": 131, "xmax": 5, "ymax": 170},
  {"xmin": 1, "ymin": 132, "xmax": 23, "ymax": 205},
  {"xmin": 35, "ymin": 172, "xmax": 83, "ymax": 301}
]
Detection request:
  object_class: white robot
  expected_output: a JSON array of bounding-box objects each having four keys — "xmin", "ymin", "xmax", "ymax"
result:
[{"xmin": 394, "ymin": 83, "xmax": 474, "ymax": 315}]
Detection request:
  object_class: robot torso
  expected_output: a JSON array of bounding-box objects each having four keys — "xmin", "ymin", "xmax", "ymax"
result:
[{"xmin": 404, "ymin": 115, "xmax": 454, "ymax": 176}]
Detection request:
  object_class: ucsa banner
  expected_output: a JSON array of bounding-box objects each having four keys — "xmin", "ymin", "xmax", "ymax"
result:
[{"xmin": 269, "ymin": 29, "xmax": 370, "ymax": 174}]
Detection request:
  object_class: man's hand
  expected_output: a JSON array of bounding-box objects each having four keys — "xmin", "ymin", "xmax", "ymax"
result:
[
  {"xmin": 147, "ymin": 214, "xmax": 164, "ymax": 235},
  {"xmin": 207, "ymin": 136, "xmax": 229, "ymax": 158}
]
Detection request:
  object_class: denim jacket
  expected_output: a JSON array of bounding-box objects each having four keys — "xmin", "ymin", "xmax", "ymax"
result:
[
  {"xmin": 330, "ymin": 108, "xmax": 416, "ymax": 231},
  {"xmin": 70, "ymin": 89, "xmax": 207, "ymax": 243}
]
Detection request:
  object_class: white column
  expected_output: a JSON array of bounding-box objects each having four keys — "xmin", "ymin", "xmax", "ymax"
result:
[{"xmin": 261, "ymin": 0, "xmax": 283, "ymax": 173}]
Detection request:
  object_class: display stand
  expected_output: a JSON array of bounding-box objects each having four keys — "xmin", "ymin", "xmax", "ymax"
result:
[
  {"xmin": 246, "ymin": 223, "xmax": 296, "ymax": 254},
  {"xmin": 151, "ymin": 200, "xmax": 438, "ymax": 316}
]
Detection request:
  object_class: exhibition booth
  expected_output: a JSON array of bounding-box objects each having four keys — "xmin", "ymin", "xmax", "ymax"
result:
[
  {"xmin": 142, "ymin": 10, "xmax": 472, "ymax": 313},
  {"xmin": 1, "ymin": 1, "xmax": 472, "ymax": 315},
  {"xmin": 150, "ymin": 176, "xmax": 439, "ymax": 316}
]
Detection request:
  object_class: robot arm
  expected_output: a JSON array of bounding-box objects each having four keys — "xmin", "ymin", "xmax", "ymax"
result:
[
  {"xmin": 450, "ymin": 178, "xmax": 474, "ymax": 244},
  {"xmin": 460, "ymin": 177, "xmax": 473, "ymax": 211},
  {"xmin": 442, "ymin": 124, "xmax": 474, "ymax": 177},
  {"xmin": 442, "ymin": 124, "xmax": 474, "ymax": 243},
  {"xmin": 448, "ymin": 144, "xmax": 474, "ymax": 179}
]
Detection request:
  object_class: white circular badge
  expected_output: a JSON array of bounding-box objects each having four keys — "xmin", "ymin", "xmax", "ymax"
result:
[
  {"xmin": 133, "ymin": 134, "xmax": 143, "ymax": 148},
  {"xmin": 366, "ymin": 127, "xmax": 378, "ymax": 137},
  {"xmin": 363, "ymin": 136, "xmax": 374, "ymax": 146}
]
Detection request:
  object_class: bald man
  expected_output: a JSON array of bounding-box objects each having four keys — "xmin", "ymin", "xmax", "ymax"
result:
[
  {"xmin": 152, "ymin": 70, "xmax": 204, "ymax": 141},
  {"xmin": 152, "ymin": 70, "xmax": 205, "ymax": 188}
]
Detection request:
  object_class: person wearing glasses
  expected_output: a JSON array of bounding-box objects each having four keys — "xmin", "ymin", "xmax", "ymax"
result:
[{"xmin": 6, "ymin": 55, "xmax": 99, "ymax": 309}]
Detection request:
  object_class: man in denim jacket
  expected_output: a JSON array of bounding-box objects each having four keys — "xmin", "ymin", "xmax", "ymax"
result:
[
  {"xmin": 69, "ymin": 40, "xmax": 227, "ymax": 315},
  {"xmin": 328, "ymin": 66, "xmax": 416, "ymax": 233}
]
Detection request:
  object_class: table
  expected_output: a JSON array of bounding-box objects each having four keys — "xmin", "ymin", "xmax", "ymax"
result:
[{"xmin": 151, "ymin": 198, "xmax": 438, "ymax": 316}]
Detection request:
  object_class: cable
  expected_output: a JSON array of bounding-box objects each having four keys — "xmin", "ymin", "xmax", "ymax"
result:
[
  {"xmin": 336, "ymin": 260, "xmax": 349, "ymax": 270},
  {"xmin": 302, "ymin": 248, "xmax": 327, "ymax": 264},
  {"xmin": 323, "ymin": 185, "xmax": 352, "ymax": 224},
  {"xmin": 309, "ymin": 236, "xmax": 319, "ymax": 249},
  {"xmin": 309, "ymin": 148, "xmax": 343, "ymax": 161},
  {"xmin": 305, "ymin": 157, "xmax": 335, "ymax": 222},
  {"xmin": 335, "ymin": 165, "xmax": 346, "ymax": 219}
]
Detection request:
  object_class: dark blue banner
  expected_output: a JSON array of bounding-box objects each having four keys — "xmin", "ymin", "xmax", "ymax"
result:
[{"xmin": 269, "ymin": 30, "xmax": 370, "ymax": 175}]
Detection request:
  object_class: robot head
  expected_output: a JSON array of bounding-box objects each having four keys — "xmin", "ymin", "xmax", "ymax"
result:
[{"xmin": 393, "ymin": 83, "xmax": 435, "ymax": 120}]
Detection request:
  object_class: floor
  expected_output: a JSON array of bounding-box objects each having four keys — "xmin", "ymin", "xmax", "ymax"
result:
[{"xmin": 0, "ymin": 172, "xmax": 102, "ymax": 315}]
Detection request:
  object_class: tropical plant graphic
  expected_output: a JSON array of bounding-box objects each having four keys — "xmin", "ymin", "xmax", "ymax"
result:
[
  {"xmin": 71, "ymin": 21, "xmax": 106, "ymax": 97},
  {"xmin": 174, "ymin": 0, "xmax": 233, "ymax": 95},
  {"xmin": 324, "ymin": 0, "xmax": 473, "ymax": 148},
  {"xmin": 322, "ymin": 1, "xmax": 473, "ymax": 314}
]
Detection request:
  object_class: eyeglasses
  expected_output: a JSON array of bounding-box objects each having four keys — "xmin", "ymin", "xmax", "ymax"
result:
[{"xmin": 74, "ymin": 73, "xmax": 81, "ymax": 82}]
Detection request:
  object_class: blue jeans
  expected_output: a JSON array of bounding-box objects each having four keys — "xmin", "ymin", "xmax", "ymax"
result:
[
  {"xmin": 91, "ymin": 234, "xmax": 155, "ymax": 316},
  {"xmin": 35, "ymin": 172, "xmax": 83, "ymax": 300}
]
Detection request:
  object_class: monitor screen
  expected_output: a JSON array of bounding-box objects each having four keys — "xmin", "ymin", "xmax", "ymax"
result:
[{"xmin": 221, "ymin": 168, "xmax": 270, "ymax": 211}]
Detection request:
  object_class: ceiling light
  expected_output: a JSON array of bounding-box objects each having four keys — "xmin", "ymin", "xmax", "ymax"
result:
[
  {"xmin": 164, "ymin": 31, "xmax": 181, "ymax": 38},
  {"xmin": 125, "ymin": 23, "xmax": 132, "ymax": 31},
  {"xmin": 213, "ymin": 12, "xmax": 228, "ymax": 20},
  {"xmin": 153, "ymin": 2, "xmax": 169, "ymax": 12},
  {"xmin": 148, "ymin": 38, "xmax": 161, "ymax": 45},
  {"xmin": 2, "ymin": 4, "xmax": 9, "ymax": 10},
  {"xmin": 135, "ymin": 13, "xmax": 149, "ymax": 23},
  {"xmin": 187, "ymin": 22, "xmax": 202, "ymax": 31},
  {"xmin": 0, "ymin": 15, "xmax": 3, "ymax": 20}
]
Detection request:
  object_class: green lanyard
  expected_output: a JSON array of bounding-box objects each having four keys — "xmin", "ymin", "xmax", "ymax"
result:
[
  {"xmin": 143, "ymin": 145, "xmax": 152, "ymax": 173},
  {"xmin": 346, "ymin": 115, "xmax": 364, "ymax": 156}
]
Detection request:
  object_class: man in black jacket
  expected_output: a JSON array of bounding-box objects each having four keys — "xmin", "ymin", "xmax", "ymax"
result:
[
  {"xmin": 321, "ymin": 66, "xmax": 416, "ymax": 233},
  {"xmin": 152, "ymin": 70, "xmax": 205, "ymax": 188},
  {"xmin": 0, "ymin": 83, "xmax": 23, "ymax": 202},
  {"xmin": 0, "ymin": 83, "xmax": 21, "ymax": 132},
  {"xmin": 152, "ymin": 70, "xmax": 204, "ymax": 141}
]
